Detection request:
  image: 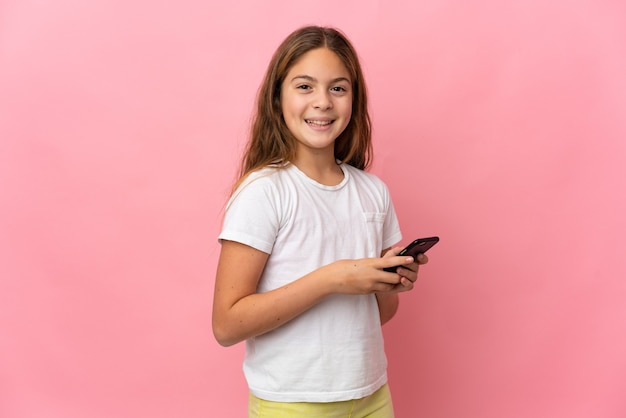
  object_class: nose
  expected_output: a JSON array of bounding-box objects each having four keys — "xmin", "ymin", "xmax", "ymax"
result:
[{"xmin": 313, "ymin": 90, "xmax": 333, "ymax": 110}]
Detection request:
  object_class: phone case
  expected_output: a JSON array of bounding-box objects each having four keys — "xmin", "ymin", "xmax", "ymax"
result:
[{"xmin": 383, "ymin": 236, "xmax": 439, "ymax": 272}]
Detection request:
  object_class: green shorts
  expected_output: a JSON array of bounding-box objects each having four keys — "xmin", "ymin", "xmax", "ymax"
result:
[{"xmin": 248, "ymin": 383, "xmax": 395, "ymax": 418}]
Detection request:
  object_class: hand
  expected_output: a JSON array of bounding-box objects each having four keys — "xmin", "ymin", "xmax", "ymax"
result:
[
  {"xmin": 380, "ymin": 247, "xmax": 429, "ymax": 293},
  {"xmin": 328, "ymin": 255, "xmax": 414, "ymax": 294}
]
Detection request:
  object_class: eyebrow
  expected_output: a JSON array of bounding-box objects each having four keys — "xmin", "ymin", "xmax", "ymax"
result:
[{"xmin": 290, "ymin": 75, "xmax": 351, "ymax": 84}]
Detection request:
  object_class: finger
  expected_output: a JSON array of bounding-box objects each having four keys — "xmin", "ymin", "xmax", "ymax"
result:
[
  {"xmin": 381, "ymin": 256, "xmax": 414, "ymax": 274},
  {"xmin": 377, "ymin": 281, "xmax": 400, "ymax": 292},
  {"xmin": 397, "ymin": 261, "xmax": 419, "ymax": 273},
  {"xmin": 416, "ymin": 253, "xmax": 429, "ymax": 264},
  {"xmin": 398, "ymin": 267, "xmax": 418, "ymax": 282},
  {"xmin": 398, "ymin": 277, "xmax": 414, "ymax": 291},
  {"xmin": 377, "ymin": 271, "xmax": 404, "ymax": 285},
  {"xmin": 390, "ymin": 255, "xmax": 415, "ymax": 268}
]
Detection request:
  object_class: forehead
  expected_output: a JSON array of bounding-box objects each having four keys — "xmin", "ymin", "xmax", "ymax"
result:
[{"xmin": 286, "ymin": 47, "xmax": 351, "ymax": 80}]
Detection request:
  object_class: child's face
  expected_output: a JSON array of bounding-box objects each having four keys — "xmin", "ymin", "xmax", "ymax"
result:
[{"xmin": 280, "ymin": 47, "xmax": 352, "ymax": 159}]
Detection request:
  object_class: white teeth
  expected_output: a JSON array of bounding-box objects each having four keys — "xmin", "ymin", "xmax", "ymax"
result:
[{"xmin": 306, "ymin": 120, "xmax": 332, "ymax": 126}]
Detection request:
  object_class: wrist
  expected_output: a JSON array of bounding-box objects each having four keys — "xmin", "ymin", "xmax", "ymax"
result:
[{"xmin": 320, "ymin": 259, "xmax": 353, "ymax": 295}]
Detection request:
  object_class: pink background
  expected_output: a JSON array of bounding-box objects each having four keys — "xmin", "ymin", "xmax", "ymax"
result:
[{"xmin": 2, "ymin": 1, "xmax": 625, "ymax": 417}]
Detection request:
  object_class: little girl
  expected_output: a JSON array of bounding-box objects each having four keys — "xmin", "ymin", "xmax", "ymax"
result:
[{"xmin": 212, "ymin": 25, "xmax": 428, "ymax": 418}]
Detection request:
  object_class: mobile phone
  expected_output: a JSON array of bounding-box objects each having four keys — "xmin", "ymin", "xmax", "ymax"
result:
[{"xmin": 383, "ymin": 236, "xmax": 439, "ymax": 272}]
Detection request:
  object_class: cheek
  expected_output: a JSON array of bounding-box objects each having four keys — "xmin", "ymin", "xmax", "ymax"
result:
[
  {"xmin": 343, "ymin": 97, "xmax": 353, "ymax": 116},
  {"xmin": 340, "ymin": 100, "xmax": 353, "ymax": 123},
  {"xmin": 281, "ymin": 95, "xmax": 304, "ymax": 118}
]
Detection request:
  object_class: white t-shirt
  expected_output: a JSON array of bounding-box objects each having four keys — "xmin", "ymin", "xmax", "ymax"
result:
[{"xmin": 218, "ymin": 162, "xmax": 402, "ymax": 402}]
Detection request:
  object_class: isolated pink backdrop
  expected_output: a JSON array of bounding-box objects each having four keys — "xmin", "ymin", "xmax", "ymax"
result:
[{"xmin": 1, "ymin": 1, "xmax": 625, "ymax": 417}]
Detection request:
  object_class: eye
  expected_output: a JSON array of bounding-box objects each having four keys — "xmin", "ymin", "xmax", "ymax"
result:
[
  {"xmin": 330, "ymin": 86, "xmax": 348, "ymax": 93},
  {"xmin": 296, "ymin": 84, "xmax": 311, "ymax": 90}
]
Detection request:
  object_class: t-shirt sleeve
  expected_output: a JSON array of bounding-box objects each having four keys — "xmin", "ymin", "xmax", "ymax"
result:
[{"xmin": 218, "ymin": 175, "xmax": 280, "ymax": 254}]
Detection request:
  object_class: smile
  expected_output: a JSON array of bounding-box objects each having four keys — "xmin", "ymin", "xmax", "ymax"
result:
[{"xmin": 305, "ymin": 119, "xmax": 334, "ymax": 127}]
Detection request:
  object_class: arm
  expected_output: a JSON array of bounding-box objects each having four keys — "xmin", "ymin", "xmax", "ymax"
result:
[
  {"xmin": 212, "ymin": 240, "xmax": 332, "ymax": 346},
  {"xmin": 212, "ymin": 240, "xmax": 417, "ymax": 346},
  {"xmin": 375, "ymin": 292, "xmax": 400, "ymax": 325}
]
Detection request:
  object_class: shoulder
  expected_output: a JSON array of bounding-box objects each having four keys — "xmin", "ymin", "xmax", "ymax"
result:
[
  {"xmin": 343, "ymin": 164, "xmax": 390, "ymax": 192},
  {"xmin": 235, "ymin": 165, "xmax": 290, "ymax": 193},
  {"xmin": 227, "ymin": 165, "xmax": 295, "ymax": 209}
]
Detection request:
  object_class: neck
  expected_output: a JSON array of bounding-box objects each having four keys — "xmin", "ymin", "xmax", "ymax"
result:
[{"xmin": 292, "ymin": 152, "xmax": 344, "ymax": 186}]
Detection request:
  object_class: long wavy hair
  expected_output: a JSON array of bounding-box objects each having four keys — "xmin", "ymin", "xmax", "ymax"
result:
[{"xmin": 234, "ymin": 26, "xmax": 372, "ymax": 191}]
